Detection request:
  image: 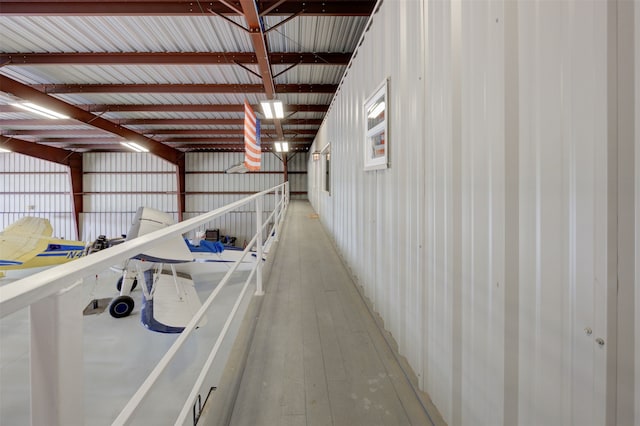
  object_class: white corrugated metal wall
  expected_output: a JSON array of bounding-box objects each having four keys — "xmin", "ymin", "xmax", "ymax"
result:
[
  {"xmin": 0, "ymin": 153, "xmax": 78, "ymax": 240},
  {"xmin": 636, "ymin": 3, "xmax": 640, "ymax": 421},
  {"xmin": 636, "ymin": 1, "xmax": 640, "ymax": 422},
  {"xmin": 81, "ymin": 152, "xmax": 178, "ymax": 242},
  {"xmin": 184, "ymin": 151, "xmax": 305, "ymax": 244},
  {"xmin": 309, "ymin": 1, "xmax": 638, "ymax": 425},
  {"xmin": 82, "ymin": 151, "xmax": 304, "ymax": 243},
  {"xmin": 2, "ymin": 151, "xmax": 305, "ymax": 246}
]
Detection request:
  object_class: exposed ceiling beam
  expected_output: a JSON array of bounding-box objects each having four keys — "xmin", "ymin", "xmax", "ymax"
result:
[
  {"xmin": 1, "ymin": 136, "xmax": 79, "ymax": 165},
  {"xmin": 239, "ymin": 0, "xmax": 283, "ymax": 138},
  {"xmin": 39, "ymin": 136, "xmax": 313, "ymax": 144},
  {"xmin": 0, "ymin": 118, "xmax": 323, "ymax": 126},
  {"xmin": 0, "ymin": 104, "xmax": 330, "ymax": 113},
  {"xmin": 37, "ymin": 138, "xmax": 140, "ymax": 144},
  {"xmin": 185, "ymin": 146, "xmax": 310, "ymax": 152},
  {"xmin": 43, "ymin": 143, "xmax": 311, "ymax": 152},
  {"xmin": 30, "ymin": 83, "xmax": 337, "ymax": 94},
  {"xmin": 2, "ymin": 129, "xmax": 116, "ymax": 137},
  {"xmin": 3, "ymin": 129, "xmax": 318, "ymax": 136},
  {"xmin": 154, "ymin": 129, "xmax": 318, "ymax": 136},
  {"xmin": 0, "ymin": 52, "xmax": 351, "ymax": 65},
  {"xmin": 0, "ymin": 1, "xmax": 375, "ymax": 16},
  {"xmin": 0, "ymin": 75, "xmax": 182, "ymax": 164},
  {"xmin": 154, "ymin": 129, "xmax": 319, "ymax": 136},
  {"xmin": 124, "ymin": 118, "xmax": 322, "ymax": 126},
  {"xmin": 92, "ymin": 104, "xmax": 329, "ymax": 113},
  {"xmin": 184, "ymin": 145, "xmax": 311, "ymax": 151},
  {"xmin": 162, "ymin": 136, "xmax": 313, "ymax": 143}
]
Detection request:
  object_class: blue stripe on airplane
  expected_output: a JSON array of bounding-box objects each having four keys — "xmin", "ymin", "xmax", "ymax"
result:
[
  {"xmin": 36, "ymin": 251, "xmax": 83, "ymax": 258},
  {"xmin": 0, "ymin": 260, "xmax": 23, "ymax": 266},
  {"xmin": 44, "ymin": 244, "xmax": 85, "ymax": 252}
]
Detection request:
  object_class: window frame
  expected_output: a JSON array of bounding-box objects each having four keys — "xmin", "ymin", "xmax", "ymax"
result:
[{"xmin": 363, "ymin": 78, "xmax": 389, "ymax": 171}]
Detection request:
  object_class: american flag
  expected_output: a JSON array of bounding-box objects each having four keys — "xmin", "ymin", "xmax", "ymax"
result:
[{"xmin": 243, "ymin": 100, "xmax": 261, "ymax": 171}]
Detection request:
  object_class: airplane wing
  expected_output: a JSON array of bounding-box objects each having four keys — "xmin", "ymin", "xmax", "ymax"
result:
[
  {"xmin": 0, "ymin": 217, "xmax": 53, "ymax": 266},
  {"xmin": 140, "ymin": 269, "xmax": 206, "ymax": 333},
  {"xmin": 2, "ymin": 216, "xmax": 53, "ymax": 237}
]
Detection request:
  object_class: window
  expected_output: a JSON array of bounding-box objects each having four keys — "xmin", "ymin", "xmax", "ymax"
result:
[{"xmin": 364, "ymin": 78, "xmax": 389, "ymax": 170}]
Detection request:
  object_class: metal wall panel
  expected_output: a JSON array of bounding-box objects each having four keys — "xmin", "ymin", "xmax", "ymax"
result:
[
  {"xmin": 0, "ymin": 152, "xmax": 77, "ymax": 239},
  {"xmin": 308, "ymin": 1, "xmax": 628, "ymax": 425},
  {"xmin": 81, "ymin": 152, "xmax": 177, "ymax": 241},
  {"xmin": 423, "ymin": 1, "xmax": 455, "ymax": 419},
  {"xmin": 182, "ymin": 211, "xmax": 271, "ymax": 248},
  {"xmin": 0, "ymin": 151, "xmax": 66, "ymax": 173},
  {"xmin": 81, "ymin": 151, "xmax": 298, "ymax": 242},
  {"xmin": 518, "ymin": 4, "xmax": 611, "ymax": 425},
  {"xmin": 2, "ymin": 149, "xmax": 303, "ymax": 245},
  {"xmin": 83, "ymin": 152, "xmax": 175, "ymax": 173},
  {"xmin": 287, "ymin": 152, "xmax": 309, "ymax": 199},
  {"xmin": 311, "ymin": 0, "xmax": 430, "ymax": 409},
  {"xmin": 457, "ymin": 2, "xmax": 506, "ymax": 424},
  {"xmin": 185, "ymin": 151, "xmax": 303, "ymax": 242},
  {"xmin": 636, "ymin": 4, "xmax": 640, "ymax": 423}
]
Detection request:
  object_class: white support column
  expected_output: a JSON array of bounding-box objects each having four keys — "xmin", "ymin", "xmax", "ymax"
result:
[
  {"xmin": 256, "ymin": 196, "xmax": 264, "ymax": 295},
  {"xmin": 30, "ymin": 280, "xmax": 84, "ymax": 426},
  {"xmin": 273, "ymin": 186, "xmax": 280, "ymax": 241}
]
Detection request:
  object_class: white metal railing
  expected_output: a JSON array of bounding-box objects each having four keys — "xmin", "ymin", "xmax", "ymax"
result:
[{"xmin": 0, "ymin": 182, "xmax": 289, "ymax": 426}]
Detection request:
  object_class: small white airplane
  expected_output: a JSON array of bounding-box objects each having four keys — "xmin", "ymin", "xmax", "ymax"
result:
[
  {"xmin": 0, "ymin": 217, "xmax": 86, "ymax": 279},
  {"xmin": 108, "ymin": 207, "xmax": 203, "ymax": 333},
  {"xmin": 107, "ymin": 206, "xmax": 273, "ymax": 333}
]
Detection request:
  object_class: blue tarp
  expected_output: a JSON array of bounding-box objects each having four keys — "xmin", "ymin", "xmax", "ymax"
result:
[{"xmin": 185, "ymin": 239, "xmax": 225, "ymax": 253}]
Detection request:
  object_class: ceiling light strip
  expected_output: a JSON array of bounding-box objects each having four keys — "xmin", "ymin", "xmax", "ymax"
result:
[
  {"xmin": 11, "ymin": 102, "xmax": 69, "ymax": 119},
  {"xmin": 120, "ymin": 141, "xmax": 149, "ymax": 152}
]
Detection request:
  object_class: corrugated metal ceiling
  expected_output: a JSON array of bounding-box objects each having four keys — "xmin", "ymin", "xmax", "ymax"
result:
[{"xmin": 0, "ymin": 0, "xmax": 376, "ymax": 160}]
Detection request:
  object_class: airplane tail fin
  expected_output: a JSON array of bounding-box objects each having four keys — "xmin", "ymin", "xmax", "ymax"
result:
[{"xmin": 127, "ymin": 207, "xmax": 193, "ymax": 263}]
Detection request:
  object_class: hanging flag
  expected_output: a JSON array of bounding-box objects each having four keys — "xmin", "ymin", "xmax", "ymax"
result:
[{"xmin": 244, "ymin": 100, "xmax": 261, "ymax": 171}]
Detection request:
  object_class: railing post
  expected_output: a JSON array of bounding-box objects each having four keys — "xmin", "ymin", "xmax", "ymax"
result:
[
  {"xmin": 273, "ymin": 186, "xmax": 279, "ymax": 241},
  {"xmin": 30, "ymin": 280, "xmax": 84, "ymax": 426},
  {"xmin": 285, "ymin": 181, "xmax": 289, "ymax": 208},
  {"xmin": 255, "ymin": 195, "xmax": 264, "ymax": 296}
]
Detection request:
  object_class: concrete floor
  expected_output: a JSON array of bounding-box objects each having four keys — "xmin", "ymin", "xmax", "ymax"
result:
[
  {"xmin": 227, "ymin": 201, "xmax": 441, "ymax": 426},
  {"xmin": 0, "ymin": 263, "xmax": 252, "ymax": 425}
]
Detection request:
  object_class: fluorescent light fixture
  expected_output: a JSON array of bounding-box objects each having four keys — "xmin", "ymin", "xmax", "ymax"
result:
[
  {"xmin": 273, "ymin": 101, "xmax": 284, "ymax": 118},
  {"xmin": 367, "ymin": 101, "xmax": 385, "ymax": 119},
  {"xmin": 260, "ymin": 100, "xmax": 285, "ymax": 119},
  {"xmin": 0, "ymin": 147, "xmax": 11, "ymax": 153},
  {"xmin": 11, "ymin": 102, "xmax": 69, "ymax": 119},
  {"xmin": 120, "ymin": 141, "xmax": 149, "ymax": 152},
  {"xmin": 274, "ymin": 141, "xmax": 289, "ymax": 153}
]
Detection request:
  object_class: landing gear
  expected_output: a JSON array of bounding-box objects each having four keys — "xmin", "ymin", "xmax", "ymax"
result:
[
  {"xmin": 109, "ymin": 295, "xmax": 135, "ymax": 318},
  {"xmin": 116, "ymin": 276, "xmax": 138, "ymax": 292}
]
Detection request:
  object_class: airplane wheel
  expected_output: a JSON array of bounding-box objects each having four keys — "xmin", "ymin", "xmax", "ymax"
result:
[
  {"xmin": 109, "ymin": 295, "xmax": 135, "ymax": 318},
  {"xmin": 116, "ymin": 277, "xmax": 138, "ymax": 292}
]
